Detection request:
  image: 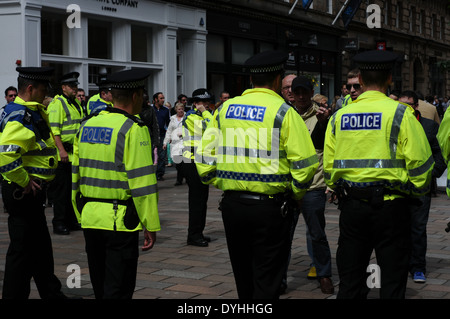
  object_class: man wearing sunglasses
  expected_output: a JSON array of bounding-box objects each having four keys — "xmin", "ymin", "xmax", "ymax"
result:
[
  {"xmin": 342, "ymin": 69, "xmax": 363, "ymax": 108},
  {"xmin": 1, "ymin": 86, "xmax": 18, "ymax": 120}
]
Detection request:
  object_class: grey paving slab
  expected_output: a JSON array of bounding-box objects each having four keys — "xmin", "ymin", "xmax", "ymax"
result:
[{"xmin": 0, "ymin": 166, "xmax": 450, "ymax": 301}]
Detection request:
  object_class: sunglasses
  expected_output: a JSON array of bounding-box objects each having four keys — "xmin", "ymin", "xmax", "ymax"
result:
[{"xmin": 346, "ymin": 83, "xmax": 361, "ymax": 91}]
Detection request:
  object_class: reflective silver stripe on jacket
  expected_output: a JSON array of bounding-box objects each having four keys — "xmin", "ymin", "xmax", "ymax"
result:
[
  {"xmin": 332, "ymin": 103, "xmax": 409, "ymax": 170},
  {"xmin": 389, "ymin": 103, "xmax": 407, "ymax": 159},
  {"xmin": 408, "ymin": 154, "xmax": 434, "ymax": 177},
  {"xmin": 333, "ymin": 159, "xmax": 406, "ymax": 169},
  {"xmin": 1, "ymin": 109, "xmax": 26, "ymax": 132},
  {"xmin": 215, "ymin": 102, "xmax": 291, "ymax": 161},
  {"xmin": 53, "ymin": 97, "xmax": 82, "ymax": 128},
  {"xmin": 0, "ymin": 144, "xmax": 21, "ymax": 153},
  {"xmin": 75, "ymin": 116, "xmax": 157, "ymax": 196},
  {"xmin": 291, "ymin": 154, "xmax": 319, "ymax": 170}
]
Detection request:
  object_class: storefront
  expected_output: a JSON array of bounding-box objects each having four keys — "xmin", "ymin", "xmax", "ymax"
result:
[
  {"xmin": 0, "ymin": 0, "xmax": 207, "ymax": 103},
  {"xmin": 206, "ymin": 10, "xmax": 342, "ymax": 102}
]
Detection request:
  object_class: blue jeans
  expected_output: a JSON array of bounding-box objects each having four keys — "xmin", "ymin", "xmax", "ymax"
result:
[
  {"xmin": 409, "ymin": 194, "xmax": 431, "ymax": 274},
  {"xmin": 156, "ymin": 135, "xmax": 167, "ymax": 178},
  {"xmin": 284, "ymin": 188, "xmax": 332, "ymax": 281},
  {"xmin": 298, "ymin": 189, "xmax": 332, "ymax": 278}
]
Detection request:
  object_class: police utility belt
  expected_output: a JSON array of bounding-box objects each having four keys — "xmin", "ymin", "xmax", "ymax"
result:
[
  {"xmin": 335, "ymin": 184, "xmax": 408, "ymax": 208},
  {"xmin": 76, "ymin": 196, "xmax": 140, "ymax": 230},
  {"xmin": 224, "ymin": 190, "xmax": 291, "ymax": 217}
]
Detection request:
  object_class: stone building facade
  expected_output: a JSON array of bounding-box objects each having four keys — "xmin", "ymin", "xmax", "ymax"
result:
[{"xmin": 169, "ymin": 0, "xmax": 450, "ymax": 99}]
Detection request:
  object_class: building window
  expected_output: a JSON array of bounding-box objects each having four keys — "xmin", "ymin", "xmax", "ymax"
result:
[
  {"xmin": 131, "ymin": 25, "xmax": 153, "ymax": 62},
  {"xmin": 326, "ymin": 0, "xmax": 332, "ymax": 14},
  {"xmin": 207, "ymin": 34, "xmax": 225, "ymax": 63},
  {"xmin": 384, "ymin": 0, "xmax": 391, "ymax": 26},
  {"xmin": 231, "ymin": 37, "xmax": 254, "ymax": 65},
  {"xmin": 395, "ymin": 2, "xmax": 402, "ymax": 29},
  {"xmin": 420, "ymin": 10, "xmax": 426, "ymax": 35},
  {"xmin": 410, "ymin": 7, "xmax": 416, "ymax": 32},
  {"xmin": 41, "ymin": 11, "xmax": 68, "ymax": 55},
  {"xmin": 431, "ymin": 14, "xmax": 435, "ymax": 38},
  {"xmin": 260, "ymin": 42, "xmax": 275, "ymax": 52},
  {"xmin": 441, "ymin": 17, "xmax": 446, "ymax": 40},
  {"xmin": 88, "ymin": 19, "xmax": 112, "ymax": 59}
]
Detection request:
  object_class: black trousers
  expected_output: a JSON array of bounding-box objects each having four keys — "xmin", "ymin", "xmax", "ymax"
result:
[
  {"xmin": 1, "ymin": 180, "xmax": 64, "ymax": 299},
  {"xmin": 83, "ymin": 229, "xmax": 139, "ymax": 299},
  {"xmin": 50, "ymin": 161, "xmax": 78, "ymax": 228},
  {"xmin": 183, "ymin": 162, "xmax": 209, "ymax": 240},
  {"xmin": 221, "ymin": 193, "xmax": 292, "ymax": 299},
  {"xmin": 336, "ymin": 197, "xmax": 411, "ymax": 299}
]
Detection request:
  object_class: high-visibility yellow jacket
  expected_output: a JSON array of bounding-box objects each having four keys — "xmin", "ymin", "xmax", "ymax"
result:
[
  {"xmin": 195, "ymin": 88, "xmax": 319, "ymax": 200},
  {"xmin": 71, "ymin": 109, "xmax": 160, "ymax": 232},
  {"xmin": 182, "ymin": 107, "xmax": 213, "ymax": 161},
  {"xmin": 437, "ymin": 107, "xmax": 450, "ymax": 197},
  {"xmin": 0, "ymin": 96, "xmax": 58, "ymax": 187},
  {"xmin": 86, "ymin": 93, "xmax": 113, "ymax": 115},
  {"xmin": 341, "ymin": 94, "xmax": 352, "ymax": 108},
  {"xmin": 324, "ymin": 90, "xmax": 434, "ymax": 198},
  {"xmin": 48, "ymin": 94, "xmax": 84, "ymax": 161}
]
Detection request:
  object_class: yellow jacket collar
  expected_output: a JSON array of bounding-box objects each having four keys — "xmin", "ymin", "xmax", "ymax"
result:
[
  {"xmin": 14, "ymin": 96, "xmax": 45, "ymax": 111},
  {"xmin": 242, "ymin": 87, "xmax": 283, "ymax": 99}
]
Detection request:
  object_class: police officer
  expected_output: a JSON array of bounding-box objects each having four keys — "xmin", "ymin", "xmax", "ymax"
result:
[
  {"xmin": 48, "ymin": 72, "xmax": 85, "ymax": 235},
  {"xmin": 182, "ymin": 88, "xmax": 213, "ymax": 247},
  {"xmin": 86, "ymin": 77, "xmax": 113, "ymax": 115},
  {"xmin": 196, "ymin": 50, "xmax": 319, "ymax": 299},
  {"xmin": 437, "ymin": 102, "xmax": 450, "ymax": 198},
  {"xmin": 0, "ymin": 67, "xmax": 66, "ymax": 299},
  {"xmin": 71, "ymin": 68, "xmax": 160, "ymax": 299},
  {"xmin": 324, "ymin": 50, "xmax": 434, "ymax": 299}
]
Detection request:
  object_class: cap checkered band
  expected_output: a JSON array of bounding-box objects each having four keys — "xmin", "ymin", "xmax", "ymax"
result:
[
  {"xmin": 249, "ymin": 64, "xmax": 284, "ymax": 73},
  {"xmin": 18, "ymin": 73, "xmax": 52, "ymax": 82},
  {"xmin": 359, "ymin": 63, "xmax": 393, "ymax": 71},
  {"xmin": 61, "ymin": 77, "xmax": 79, "ymax": 83},
  {"xmin": 192, "ymin": 93, "xmax": 212, "ymax": 100},
  {"xmin": 111, "ymin": 79, "xmax": 146, "ymax": 90}
]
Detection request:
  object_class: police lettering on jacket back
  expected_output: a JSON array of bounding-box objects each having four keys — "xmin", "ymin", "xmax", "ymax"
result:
[
  {"xmin": 80, "ymin": 126, "xmax": 113, "ymax": 144},
  {"xmin": 341, "ymin": 113, "xmax": 382, "ymax": 131},
  {"xmin": 225, "ymin": 104, "xmax": 266, "ymax": 122}
]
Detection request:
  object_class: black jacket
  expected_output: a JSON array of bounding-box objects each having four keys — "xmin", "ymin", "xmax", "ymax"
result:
[{"xmin": 418, "ymin": 111, "xmax": 446, "ymax": 178}]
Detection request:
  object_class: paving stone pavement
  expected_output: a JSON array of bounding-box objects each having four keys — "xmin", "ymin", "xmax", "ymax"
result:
[{"xmin": 1, "ymin": 166, "xmax": 450, "ymax": 302}]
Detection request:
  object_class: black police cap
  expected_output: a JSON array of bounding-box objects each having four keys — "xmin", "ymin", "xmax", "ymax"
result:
[
  {"xmin": 16, "ymin": 66, "xmax": 54, "ymax": 82},
  {"xmin": 353, "ymin": 50, "xmax": 400, "ymax": 71},
  {"xmin": 60, "ymin": 72, "xmax": 80, "ymax": 85},
  {"xmin": 292, "ymin": 76, "xmax": 313, "ymax": 92},
  {"xmin": 107, "ymin": 69, "xmax": 152, "ymax": 90},
  {"xmin": 244, "ymin": 50, "xmax": 288, "ymax": 74},
  {"xmin": 97, "ymin": 73, "xmax": 110, "ymax": 89},
  {"xmin": 189, "ymin": 88, "xmax": 212, "ymax": 103}
]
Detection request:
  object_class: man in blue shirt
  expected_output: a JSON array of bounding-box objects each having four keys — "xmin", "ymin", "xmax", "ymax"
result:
[{"xmin": 153, "ymin": 92, "xmax": 170, "ymax": 180}]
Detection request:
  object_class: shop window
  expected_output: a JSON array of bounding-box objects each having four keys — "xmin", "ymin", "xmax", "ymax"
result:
[
  {"xmin": 131, "ymin": 25, "xmax": 153, "ymax": 62},
  {"xmin": 41, "ymin": 11, "xmax": 68, "ymax": 55},
  {"xmin": 88, "ymin": 19, "xmax": 112, "ymax": 59},
  {"xmin": 207, "ymin": 34, "xmax": 225, "ymax": 63},
  {"xmin": 231, "ymin": 37, "xmax": 254, "ymax": 65},
  {"xmin": 260, "ymin": 42, "xmax": 275, "ymax": 53}
]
